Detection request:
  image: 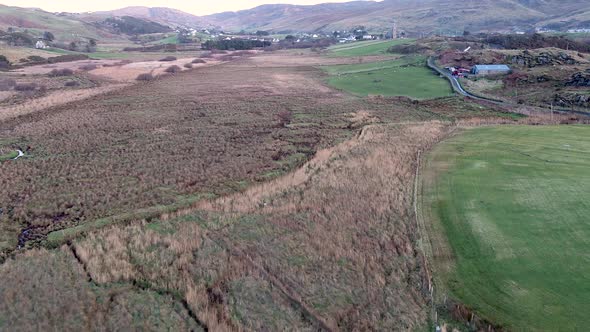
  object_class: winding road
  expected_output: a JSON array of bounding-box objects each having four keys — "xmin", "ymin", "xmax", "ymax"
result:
[
  {"xmin": 427, "ymin": 57, "xmax": 504, "ymax": 104},
  {"xmin": 427, "ymin": 57, "xmax": 590, "ymax": 116}
]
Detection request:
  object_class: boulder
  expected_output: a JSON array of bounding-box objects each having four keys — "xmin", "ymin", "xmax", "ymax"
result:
[
  {"xmin": 510, "ymin": 50, "xmax": 578, "ymax": 67},
  {"xmin": 565, "ymin": 72, "xmax": 590, "ymax": 87}
]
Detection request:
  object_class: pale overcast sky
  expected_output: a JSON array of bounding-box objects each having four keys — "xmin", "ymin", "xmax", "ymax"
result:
[{"xmin": 0, "ymin": 0, "xmax": 364, "ymax": 15}]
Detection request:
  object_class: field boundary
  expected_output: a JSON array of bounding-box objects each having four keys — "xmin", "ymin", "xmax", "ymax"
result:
[
  {"xmin": 415, "ymin": 126, "xmax": 503, "ymax": 331},
  {"xmin": 412, "ymin": 126, "xmax": 459, "ymax": 328}
]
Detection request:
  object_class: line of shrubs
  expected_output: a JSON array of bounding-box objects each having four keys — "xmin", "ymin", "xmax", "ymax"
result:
[{"xmin": 48, "ymin": 68, "xmax": 74, "ymax": 77}]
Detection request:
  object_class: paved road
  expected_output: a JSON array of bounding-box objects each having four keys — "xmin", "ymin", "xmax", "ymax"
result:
[
  {"xmin": 427, "ymin": 57, "xmax": 504, "ymax": 104},
  {"xmin": 427, "ymin": 57, "xmax": 590, "ymax": 116}
]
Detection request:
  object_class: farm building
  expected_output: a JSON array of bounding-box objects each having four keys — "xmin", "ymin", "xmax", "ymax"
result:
[{"xmin": 471, "ymin": 64, "xmax": 511, "ymax": 75}]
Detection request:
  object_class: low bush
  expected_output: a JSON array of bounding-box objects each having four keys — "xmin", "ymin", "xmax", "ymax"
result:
[
  {"xmin": 159, "ymin": 56, "xmax": 177, "ymax": 62},
  {"xmin": 136, "ymin": 73, "xmax": 154, "ymax": 81},
  {"xmin": 191, "ymin": 58, "xmax": 206, "ymax": 64},
  {"xmin": 164, "ymin": 65, "xmax": 182, "ymax": 73},
  {"xmin": 79, "ymin": 64, "xmax": 98, "ymax": 71},
  {"xmin": 183, "ymin": 63, "xmax": 193, "ymax": 69},
  {"xmin": 65, "ymin": 81, "xmax": 80, "ymax": 87},
  {"xmin": 0, "ymin": 78, "xmax": 16, "ymax": 91},
  {"xmin": 14, "ymin": 83, "xmax": 38, "ymax": 91},
  {"xmin": 47, "ymin": 54, "xmax": 89, "ymax": 64},
  {"xmin": 0, "ymin": 55, "xmax": 9, "ymax": 70},
  {"xmin": 19, "ymin": 55, "xmax": 47, "ymax": 65},
  {"xmin": 48, "ymin": 68, "xmax": 74, "ymax": 77}
]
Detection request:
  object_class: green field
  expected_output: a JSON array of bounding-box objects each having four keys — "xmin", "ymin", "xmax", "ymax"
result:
[
  {"xmin": 328, "ymin": 39, "xmax": 415, "ymax": 57},
  {"xmin": 0, "ymin": 151, "xmax": 17, "ymax": 162},
  {"xmin": 324, "ymin": 56, "xmax": 453, "ymax": 99},
  {"xmin": 423, "ymin": 126, "xmax": 590, "ymax": 330}
]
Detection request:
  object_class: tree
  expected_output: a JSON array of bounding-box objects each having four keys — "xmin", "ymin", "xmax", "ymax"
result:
[
  {"xmin": 89, "ymin": 38, "xmax": 97, "ymax": 47},
  {"xmin": 0, "ymin": 55, "xmax": 10, "ymax": 70},
  {"xmin": 285, "ymin": 35, "xmax": 295, "ymax": 41},
  {"xmin": 463, "ymin": 30, "xmax": 471, "ymax": 36},
  {"xmin": 43, "ymin": 31, "xmax": 55, "ymax": 41},
  {"xmin": 256, "ymin": 30, "xmax": 270, "ymax": 36},
  {"xmin": 69, "ymin": 42, "xmax": 77, "ymax": 51}
]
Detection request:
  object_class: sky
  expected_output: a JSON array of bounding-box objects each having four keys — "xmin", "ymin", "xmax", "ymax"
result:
[{"xmin": 0, "ymin": 0, "xmax": 362, "ymax": 15}]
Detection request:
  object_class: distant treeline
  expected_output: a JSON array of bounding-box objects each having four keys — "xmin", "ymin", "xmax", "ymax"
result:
[
  {"xmin": 123, "ymin": 43, "xmax": 202, "ymax": 53},
  {"xmin": 202, "ymin": 39, "xmax": 271, "ymax": 51}
]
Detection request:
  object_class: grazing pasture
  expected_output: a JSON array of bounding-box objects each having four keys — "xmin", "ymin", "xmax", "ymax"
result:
[
  {"xmin": 422, "ymin": 125, "xmax": 590, "ymax": 331},
  {"xmin": 324, "ymin": 56, "xmax": 453, "ymax": 99},
  {"xmin": 328, "ymin": 39, "xmax": 415, "ymax": 57}
]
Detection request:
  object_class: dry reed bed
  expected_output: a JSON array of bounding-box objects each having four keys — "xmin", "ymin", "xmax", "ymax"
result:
[
  {"xmin": 0, "ymin": 247, "xmax": 201, "ymax": 330},
  {"xmin": 0, "ymin": 55, "xmax": 499, "ymax": 253},
  {"xmin": 69, "ymin": 122, "xmax": 452, "ymax": 330},
  {"xmin": 0, "ymin": 63, "xmax": 363, "ymax": 252}
]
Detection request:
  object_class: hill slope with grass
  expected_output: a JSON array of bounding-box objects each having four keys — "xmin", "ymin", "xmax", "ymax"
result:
[
  {"xmin": 0, "ymin": 5, "xmax": 123, "ymax": 42},
  {"xmin": 92, "ymin": 7, "xmax": 210, "ymax": 28},
  {"xmin": 203, "ymin": 0, "xmax": 590, "ymax": 34}
]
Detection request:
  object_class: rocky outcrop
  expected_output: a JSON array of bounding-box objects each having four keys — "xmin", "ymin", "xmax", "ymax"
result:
[
  {"xmin": 554, "ymin": 92, "xmax": 590, "ymax": 108},
  {"xmin": 565, "ymin": 70, "xmax": 590, "ymax": 87},
  {"xmin": 510, "ymin": 50, "xmax": 578, "ymax": 67}
]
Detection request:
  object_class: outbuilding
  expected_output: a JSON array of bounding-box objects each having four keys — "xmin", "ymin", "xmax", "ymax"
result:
[{"xmin": 471, "ymin": 64, "xmax": 511, "ymax": 75}]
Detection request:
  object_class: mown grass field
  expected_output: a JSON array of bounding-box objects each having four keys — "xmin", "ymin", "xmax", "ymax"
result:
[
  {"xmin": 328, "ymin": 39, "xmax": 415, "ymax": 57},
  {"xmin": 324, "ymin": 56, "xmax": 453, "ymax": 99},
  {"xmin": 423, "ymin": 125, "xmax": 590, "ymax": 330}
]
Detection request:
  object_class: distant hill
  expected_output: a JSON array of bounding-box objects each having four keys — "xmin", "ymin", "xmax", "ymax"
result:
[
  {"xmin": 1, "ymin": 1, "xmax": 588, "ymax": 43},
  {"xmin": 92, "ymin": 6, "xmax": 211, "ymax": 29},
  {"xmin": 201, "ymin": 0, "xmax": 590, "ymax": 34},
  {"xmin": 0, "ymin": 4, "xmax": 123, "ymax": 42},
  {"xmin": 102, "ymin": 16, "xmax": 173, "ymax": 35}
]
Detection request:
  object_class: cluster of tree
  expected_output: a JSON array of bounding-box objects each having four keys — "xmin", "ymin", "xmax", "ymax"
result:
[
  {"xmin": 52, "ymin": 39, "xmax": 97, "ymax": 53},
  {"xmin": 43, "ymin": 31, "xmax": 55, "ymax": 41},
  {"xmin": 177, "ymin": 29, "xmax": 197, "ymax": 44},
  {"xmin": 270, "ymin": 35, "xmax": 335, "ymax": 50},
  {"xmin": 0, "ymin": 55, "xmax": 10, "ymax": 70},
  {"xmin": 103, "ymin": 16, "xmax": 172, "ymax": 35},
  {"xmin": 0, "ymin": 30, "xmax": 35, "ymax": 46},
  {"xmin": 202, "ymin": 39, "xmax": 271, "ymax": 51},
  {"xmin": 352, "ymin": 25, "xmax": 368, "ymax": 40}
]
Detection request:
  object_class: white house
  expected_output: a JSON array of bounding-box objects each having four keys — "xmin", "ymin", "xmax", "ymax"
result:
[{"xmin": 35, "ymin": 40, "xmax": 47, "ymax": 49}]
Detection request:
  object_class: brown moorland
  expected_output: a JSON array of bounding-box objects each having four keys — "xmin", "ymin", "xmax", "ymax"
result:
[{"xmin": 0, "ymin": 49, "xmax": 542, "ymax": 330}]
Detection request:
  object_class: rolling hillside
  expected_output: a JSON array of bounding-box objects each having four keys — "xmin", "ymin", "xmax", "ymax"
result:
[
  {"xmin": 0, "ymin": 5, "xmax": 124, "ymax": 42},
  {"xmin": 91, "ymin": 7, "xmax": 211, "ymax": 28},
  {"xmin": 1, "ymin": 0, "xmax": 588, "ymax": 42},
  {"xmin": 202, "ymin": 0, "xmax": 590, "ymax": 34}
]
